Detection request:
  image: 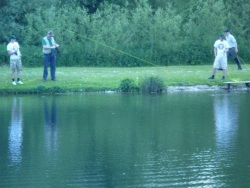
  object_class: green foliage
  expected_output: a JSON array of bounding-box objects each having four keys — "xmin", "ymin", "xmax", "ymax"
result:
[
  {"xmin": 36, "ymin": 85, "xmax": 47, "ymax": 93},
  {"xmin": 181, "ymin": 0, "xmax": 227, "ymax": 65},
  {"xmin": 21, "ymin": 45, "xmax": 43, "ymax": 67},
  {"xmin": 141, "ymin": 76, "xmax": 165, "ymax": 93},
  {"xmin": 223, "ymin": 0, "xmax": 250, "ymax": 61},
  {"xmin": 35, "ymin": 86, "xmax": 63, "ymax": 94},
  {"xmin": 0, "ymin": 44, "xmax": 8, "ymax": 66},
  {"xmin": 21, "ymin": 2, "xmax": 183, "ymax": 67},
  {"xmin": 0, "ymin": 0, "xmax": 249, "ymax": 67},
  {"xmin": 119, "ymin": 78, "xmax": 139, "ymax": 92}
]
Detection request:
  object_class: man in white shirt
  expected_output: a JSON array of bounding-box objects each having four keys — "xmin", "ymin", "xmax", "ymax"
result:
[
  {"xmin": 7, "ymin": 35, "xmax": 23, "ymax": 85},
  {"xmin": 208, "ymin": 34, "xmax": 229, "ymax": 80},
  {"xmin": 225, "ymin": 28, "xmax": 242, "ymax": 70}
]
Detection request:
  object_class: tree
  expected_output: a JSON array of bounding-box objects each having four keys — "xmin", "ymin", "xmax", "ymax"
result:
[
  {"xmin": 181, "ymin": 0, "xmax": 227, "ymax": 64},
  {"xmin": 223, "ymin": 0, "xmax": 250, "ymax": 60}
]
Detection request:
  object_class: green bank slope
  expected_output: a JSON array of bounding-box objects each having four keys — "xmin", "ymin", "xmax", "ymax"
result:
[{"xmin": 0, "ymin": 65, "xmax": 249, "ymax": 94}]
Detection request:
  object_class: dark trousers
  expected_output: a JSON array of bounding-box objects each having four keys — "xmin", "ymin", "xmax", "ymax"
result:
[
  {"xmin": 43, "ymin": 53, "xmax": 56, "ymax": 80},
  {"xmin": 227, "ymin": 47, "xmax": 242, "ymax": 69}
]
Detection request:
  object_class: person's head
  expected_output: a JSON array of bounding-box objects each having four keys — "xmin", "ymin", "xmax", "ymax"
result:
[
  {"xmin": 47, "ymin": 30, "xmax": 54, "ymax": 38},
  {"xmin": 9, "ymin": 35, "xmax": 16, "ymax": 42},
  {"xmin": 224, "ymin": 28, "xmax": 230, "ymax": 36},
  {"xmin": 220, "ymin": 33, "xmax": 226, "ymax": 41}
]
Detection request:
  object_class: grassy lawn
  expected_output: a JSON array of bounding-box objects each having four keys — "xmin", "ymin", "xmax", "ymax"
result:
[{"xmin": 0, "ymin": 64, "xmax": 249, "ymax": 94}]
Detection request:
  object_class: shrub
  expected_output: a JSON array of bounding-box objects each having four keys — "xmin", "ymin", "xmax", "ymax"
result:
[
  {"xmin": 36, "ymin": 85, "xmax": 47, "ymax": 93},
  {"xmin": 119, "ymin": 78, "xmax": 139, "ymax": 92},
  {"xmin": 49, "ymin": 86, "xmax": 63, "ymax": 93},
  {"xmin": 141, "ymin": 76, "xmax": 165, "ymax": 93}
]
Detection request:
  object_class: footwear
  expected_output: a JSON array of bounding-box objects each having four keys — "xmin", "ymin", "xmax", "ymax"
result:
[
  {"xmin": 12, "ymin": 81, "xmax": 16, "ymax": 85},
  {"xmin": 17, "ymin": 80, "xmax": 23, "ymax": 84},
  {"xmin": 238, "ymin": 67, "xmax": 242, "ymax": 70},
  {"xmin": 222, "ymin": 76, "xmax": 225, "ymax": 80},
  {"xmin": 208, "ymin": 76, "xmax": 214, "ymax": 79}
]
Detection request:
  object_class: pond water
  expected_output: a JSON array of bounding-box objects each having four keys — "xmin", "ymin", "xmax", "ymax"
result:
[{"xmin": 0, "ymin": 91, "xmax": 250, "ymax": 187}]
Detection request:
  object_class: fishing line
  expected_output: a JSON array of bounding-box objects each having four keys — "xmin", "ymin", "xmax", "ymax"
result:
[
  {"xmin": 65, "ymin": 29, "xmax": 158, "ymax": 67},
  {"xmin": 238, "ymin": 55, "xmax": 249, "ymax": 68}
]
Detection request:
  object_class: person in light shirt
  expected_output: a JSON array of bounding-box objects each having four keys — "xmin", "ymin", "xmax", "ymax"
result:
[
  {"xmin": 42, "ymin": 30, "xmax": 59, "ymax": 81},
  {"xmin": 7, "ymin": 35, "xmax": 23, "ymax": 85},
  {"xmin": 225, "ymin": 28, "xmax": 242, "ymax": 70},
  {"xmin": 208, "ymin": 33, "xmax": 229, "ymax": 80}
]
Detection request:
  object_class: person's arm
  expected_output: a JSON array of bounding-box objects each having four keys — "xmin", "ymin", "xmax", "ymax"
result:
[
  {"xmin": 17, "ymin": 49, "xmax": 22, "ymax": 57},
  {"xmin": 43, "ymin": 44, "xmax": 55, "ymax": 49},
  {"xmin": 17, "ymin": 43, "xmax": 21, "ymax": 57},
  {"xmin": 225, "ymin": 44, "xmax": 229, "ymax": 53},
  {"xmin": 234, "ymin": 41, "xmax": 238, "ymax": 53},
  {"xmin": 8, "ymin": 50, "xmax": 17, "ymax": 55},
  {"xmin": 214, "ymin": 47, "xmax": 217, "ymax": 57},
  {"xmin": 7, "ymin": 45, "xmax": 17, "ymax": 56},
  {"xmin": 53, "ymin": 38, "xmax": 59, "ymax": 48},
  {"xmin": 230, "ymin": 35, "xmax": 238, "ymax": 53},
  {"xmin": 42, "ymin": 38, "xmax": 55, "ymax": 49}
]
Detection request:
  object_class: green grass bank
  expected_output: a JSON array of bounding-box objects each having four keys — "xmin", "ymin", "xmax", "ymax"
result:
[{"xmin": 0, "ymin": 65, "xmax": 249, "ymax": 94}]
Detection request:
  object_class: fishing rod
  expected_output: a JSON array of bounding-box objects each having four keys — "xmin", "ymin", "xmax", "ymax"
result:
[{"xmin": 64, "ymin": 29, "xmax": 158, "ymax": 67}]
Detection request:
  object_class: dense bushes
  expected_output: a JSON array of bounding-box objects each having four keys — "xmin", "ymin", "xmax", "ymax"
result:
[
  {"xmin": 0, "ymin": 0, "xmax": 249, "ymax": 67},
  {"xmin": 119, "ymin": 76, "xmax": 165, "ymax": 93}
]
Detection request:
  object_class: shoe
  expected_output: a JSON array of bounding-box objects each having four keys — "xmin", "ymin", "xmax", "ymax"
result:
[
  {"xmin": 208, "ymin": 76, "xmax": 214, "ymax": 79},
  {"xmin": 238, "ymin": 67, "xmax": 242, "ymax": 70},
  {"xmin": 17, "ymin": 80, "xmax": 23, "ymax": 84},
  {"xmin": 12, "ymin": 81, "xmax": 16, "ymax": 85}
]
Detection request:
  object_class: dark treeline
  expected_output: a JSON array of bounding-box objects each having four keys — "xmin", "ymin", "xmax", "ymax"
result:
[{"xmin": 0, "ymin": 0, "xmax": 249, "ymax": 67}]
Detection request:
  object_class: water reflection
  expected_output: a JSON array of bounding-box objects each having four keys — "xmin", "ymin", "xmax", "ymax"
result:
[
  {"xmin": 1, "ymin": 93, "xmax": 249, "ymax": 187},
  {"xmin": 8, "ymin": 97, "xmax": 23, "ymax": 164},
  {"xmin": 43, "ymin": 97, "xmax": 58, "ymax": 154},
  {"xmin": 214, "ymin": 94, "xmax": 239, "ymax": 149}
]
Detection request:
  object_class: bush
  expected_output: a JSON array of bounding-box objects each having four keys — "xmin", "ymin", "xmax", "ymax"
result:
[
  {"xmin": 36, "ymin": 85, "xmax": 47, "ymax": 93},
  {"xmin": 141, "ymin": 76, "xmax": 165, "ymax": 93},
  {"xmin": 119, "ymin": 78, "xmax": 139, "ymax": 92}
]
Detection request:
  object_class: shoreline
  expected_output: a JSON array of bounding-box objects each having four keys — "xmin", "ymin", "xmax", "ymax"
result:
[
  {"xmin": 1, "ymin": 85, "xmax": 249, "ymax": 95},
  {"xmin": 1, "ymin": 66, "xmax": 249, "ymax": 95}
]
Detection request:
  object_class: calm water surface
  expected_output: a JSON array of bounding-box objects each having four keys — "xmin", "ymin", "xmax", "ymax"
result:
[{"xmin": 0, "ymin": 91, "xmax": 250, "ymax": 187}]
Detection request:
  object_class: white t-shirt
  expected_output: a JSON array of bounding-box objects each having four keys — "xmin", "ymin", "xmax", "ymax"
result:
[
  {"xmin": 7, "ymin": 42, "xmax": 21, "ymax": 60},
  {"xmin": 226, "ymin": 34, "xmax": 236, "ymax": 48},
  {"xmin": 214, "ymin": 39, "xmax": 229, "ymax": 57}
]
